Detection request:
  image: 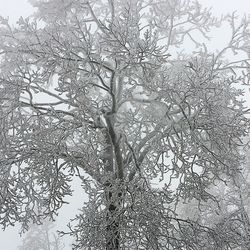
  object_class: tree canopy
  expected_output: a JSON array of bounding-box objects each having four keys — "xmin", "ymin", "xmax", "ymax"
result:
[{"xmin": 0, "ymin": 0, "xmax": 250, "ymax": 249}]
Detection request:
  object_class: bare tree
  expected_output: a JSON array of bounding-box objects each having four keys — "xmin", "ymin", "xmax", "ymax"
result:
[
  {"xmin": 178, "ymin": 162, "xmax": 250, "ymax": 249},
  {"xmin": 0, "ymin": 0, "xmax": 250, "ymax": 249}
]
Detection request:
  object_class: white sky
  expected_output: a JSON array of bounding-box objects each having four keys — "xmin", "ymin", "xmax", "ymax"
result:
[{"xmin": 0, "ymin": 0, "xmax": 250, "ymax": 249}]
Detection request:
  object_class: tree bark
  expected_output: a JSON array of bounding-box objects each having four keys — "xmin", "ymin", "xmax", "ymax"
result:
[
  {"xmin": 102, "ymin": 113, "xmax": 124, "ymax": 249},
  {"xmin": 105, "ymin": 182, "xmax": 121, "ymax": 250}
]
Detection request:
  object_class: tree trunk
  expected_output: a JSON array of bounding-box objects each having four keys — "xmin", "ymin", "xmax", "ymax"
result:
[
  {"xmin": 105, "ymin": 181, "xmax": 122, "ymax": 250},
  {"xmin": 106, "ymin": 202, "xmax": 120, "ymax": 249},
  {"xmin": 102, "ymin": 114, "xmax": 124, "ymax": 249}
]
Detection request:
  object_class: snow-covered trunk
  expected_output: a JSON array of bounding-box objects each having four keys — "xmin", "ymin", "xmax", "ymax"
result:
[
  {"xmin": 102, "ymin": 115, "xmax": 124, "ymax": 250},
  {"xmin": 105, "ymin": 181, "xmax": 122, "ymax": 250}
]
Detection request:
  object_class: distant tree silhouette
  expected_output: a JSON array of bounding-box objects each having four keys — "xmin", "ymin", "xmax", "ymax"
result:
[{"xmin": 19, "ymin": 220, "xmax": 64, "ymax": 250}]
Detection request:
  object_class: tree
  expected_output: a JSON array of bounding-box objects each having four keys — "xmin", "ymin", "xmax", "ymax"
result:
[
  {"xmin": 0, "ymin": 0, "xmax": 250, "ymax": 249},
  {"xmin": 18, "ymin": 219, "xmax": 65, "ymax": 250},
  {"xmin": 177, "ymin": 162, "xmax": 250, "ymax": 249}
]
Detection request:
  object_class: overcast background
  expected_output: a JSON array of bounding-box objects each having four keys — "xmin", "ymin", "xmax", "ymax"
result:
[{"xmin": 0, "ymin": 0, "xmax": 250, "ymax": 249}]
